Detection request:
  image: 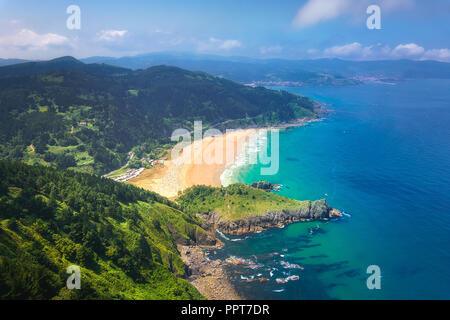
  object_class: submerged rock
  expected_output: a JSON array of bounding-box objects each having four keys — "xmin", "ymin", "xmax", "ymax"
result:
[{"xmin": 276, "ymin": 275, "xmax": 300, "ymax": 284}]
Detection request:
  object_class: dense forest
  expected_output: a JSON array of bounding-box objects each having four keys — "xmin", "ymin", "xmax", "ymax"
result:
[
  {"xmin": 0, "ymin": 57, "xmax": 316, "ymax": 174},
  {"xmin": 0, "ymin": 161, "xmax": 216, "ymax": 299}
]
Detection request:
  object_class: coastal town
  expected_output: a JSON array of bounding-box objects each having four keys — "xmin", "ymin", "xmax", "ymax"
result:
[
  {"xmin": 110, "ymin": 167, "xmax": 145, "ymax": 182},
  {"xmin": 105, "ymin": 152, "xmax": 165, "ymax": 182}
]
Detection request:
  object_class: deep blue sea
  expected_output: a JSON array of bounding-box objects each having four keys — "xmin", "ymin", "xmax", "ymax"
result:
[{"xmin": 210, "ymin": 79, "xmax": 450, "ymax": 299}]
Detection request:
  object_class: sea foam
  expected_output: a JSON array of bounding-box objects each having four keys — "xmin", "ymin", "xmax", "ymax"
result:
[{"xmin": 220, "ymin": 130, "xmax": 268, "ymax": 187}]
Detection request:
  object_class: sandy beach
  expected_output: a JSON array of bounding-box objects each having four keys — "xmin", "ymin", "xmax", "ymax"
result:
[{"xmin": 128, "ymin": 128, "xmax": 259, "ymax": 199}]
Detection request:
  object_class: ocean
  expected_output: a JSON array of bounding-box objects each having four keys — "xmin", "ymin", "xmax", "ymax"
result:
[{"xmin": 213, "ymin": 79, "xmax": 450, "ymax": 299}]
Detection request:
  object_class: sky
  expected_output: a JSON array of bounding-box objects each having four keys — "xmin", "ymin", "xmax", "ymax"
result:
[{"xmin": 0, "ymin": 0, "xmax": 449, "ymax": 62}]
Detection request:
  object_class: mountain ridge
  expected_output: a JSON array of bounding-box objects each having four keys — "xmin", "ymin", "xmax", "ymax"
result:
[{"xmin": 81, "ymin": 52, "xmax": 450, "ymax": 83}]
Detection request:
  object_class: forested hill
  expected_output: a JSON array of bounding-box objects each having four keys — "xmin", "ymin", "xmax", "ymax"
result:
[
  {"xmin": 0, "ymin": 57, "xmax": 316, "ymax": 174},
  {"xmin": 0, "ymin": 161, "xmax": 216, "ymax": 299},
  {"xmin": 0, "ymin": 56, "xmax": 130, "ymax": 79}
]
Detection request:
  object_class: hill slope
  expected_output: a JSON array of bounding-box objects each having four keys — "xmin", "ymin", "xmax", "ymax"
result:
[
  {"xmin": 178, "ymin": 184, "xmax": 341, "ymax": 235},
  {"xmin": 0, "ymin": 161, "xmax": 216, "ymax": 299},
  {"xmin": 0, "ymin": 57, "xmax": 316, "ymax": 174}
]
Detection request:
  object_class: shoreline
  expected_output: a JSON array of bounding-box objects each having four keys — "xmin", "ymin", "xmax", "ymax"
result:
[
  {"xmin": 178, "ymin": 244, "xmax": 243, "ymax": 300},
  {"xmin": 128, "ymin": 117, "xmax": 320, "ymax": 199},
  {"xmin": 128, "ymin": 128, "xmax": 259, "ymax": 198}
]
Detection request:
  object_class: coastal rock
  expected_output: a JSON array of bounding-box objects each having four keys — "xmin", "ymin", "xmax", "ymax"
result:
[
  {"xmin": 251, "ymin": 180, "xmax": 281, "ymax": 192},
  {"xmin": 194, "ymin": 226, "xmax": 218, "ymax": 247},
  {"xmin": 225, "ymin": 257, "xmax": 249, "ymax": 265},
  {"xmin": 178, "ymin": 245, "xmax": 242, "ymax": 300},
  {"xmin": 166, "ymin": 221, "xmax": 218, "ymax": 247},
  {"xmin": 251, "ymin": 181, "xmax": 273, "ymax": 191},
  {"xmin": 245, "ymin": 278, "xmax": 269, "ymax": 283},
  {"xmin": 201, "ymin": 199, "xmax": 341, "ymax": 236},
  {"xmin": 276, "ymin": 275, "xmax": 300, "ymax": 284}
]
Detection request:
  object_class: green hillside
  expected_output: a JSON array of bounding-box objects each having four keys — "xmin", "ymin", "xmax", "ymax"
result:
[
  {"xmin": 178, "ymin": 184, "xmax": 311, "ymax": 221},
  {"xmin": 0, "ymin": 161, "xmax": 214, "ymax": 299},
  {"xmin": 0, "ymin": 57, "xmax": 316, "ymax": 175}
]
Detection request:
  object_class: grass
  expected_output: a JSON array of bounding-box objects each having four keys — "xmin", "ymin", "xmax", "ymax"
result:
[
  {"xmin": 127, "ymin": 89, "xmax": 139, "ymax": 96},
  {"xmin": 22, "ymin": 154, "xmax": 50, "ymax": 167},
  {"xmin": 179, "ymin": 183, "xmax": 311, "ymax": 221},
  {"xmin": 106, "ymin": 166, "xmax": 130, "ymax": 177},
  {"xmin": 47, "ymin": 145, "xmax": 78, "ymax": 154},
  {"xmin": 74, "ymin": 151, "xmax": 94, "ymax": 166}
]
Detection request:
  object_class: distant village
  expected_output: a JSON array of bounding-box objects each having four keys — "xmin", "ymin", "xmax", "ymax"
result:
[{"xmin": 108, "ymin": 157, "xmax": 164, "ymax": 182}]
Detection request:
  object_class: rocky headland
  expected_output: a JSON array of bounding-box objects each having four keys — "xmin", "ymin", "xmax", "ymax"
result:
[{"xmin": 199, "ymin": 199, "xmax": 341, "ymax": 236}]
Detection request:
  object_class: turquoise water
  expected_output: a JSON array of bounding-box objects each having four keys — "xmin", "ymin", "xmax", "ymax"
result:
[{"xmin": 208, "ymin": 79, "xmax": 450, "ymax": 299}]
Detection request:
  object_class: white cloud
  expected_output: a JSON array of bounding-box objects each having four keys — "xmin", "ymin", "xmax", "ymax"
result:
[
  {"xmin": 392, "ymin": 43, "xmax": 425, "ymax": 58},
  {"xmin": 422, "ymin": 49, "xmax": 450, "ymax": 62},
  {"xmin": 97, "ymin": 30, "xmax": 128, "ymax": 41},
  {"xmin": 322, "ymin": 42, "xmax": 389, "ymax": 59},
  {"xmin": 0, "ymin": 28, "xmax": 71, "ymax": 59},
  {"xmin": 0, "ymin": 28, "xmax": 68, "ymax": 48},
  {"xmin": 153, "ymin": 28, "xmax": 171, "ymax": 35},
  {"xmin": 293, "ymin": 0, "xmax": 350, "ymax": 28},
  {"xmin": 197, "ymin": 37, "xmax": 242, "ymax": 52},
  {"xmin": 260, "ymin": 45, "xmax": 283, "ymax": 55},
  {"xmin": 315, "ymin": 42, "xmax": 449, "ymax": 62},
  {"xmin": 219, "ymin": 39, "xmax": 242, "ymax": 50},
  {"xmin": 307, "ymin": 48, "xmax": 320, "ymax": 55},
  {"xmin": 324, "ymin": 42, "xmax": 363, "ymax": 56},
  {"xmin": 293, "ymin": 0, "xmax": 414, "ymax": 28}
]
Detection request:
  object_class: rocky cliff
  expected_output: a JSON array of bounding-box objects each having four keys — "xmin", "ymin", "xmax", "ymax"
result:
[{"xmin": 199, "ymin": 199, "xmax": 341, "ymax": 236}]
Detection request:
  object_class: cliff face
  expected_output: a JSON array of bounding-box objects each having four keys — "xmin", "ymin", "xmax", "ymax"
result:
[{"xmin": 200, "ymin": 199, "xmax": 341, "ymax": 236}]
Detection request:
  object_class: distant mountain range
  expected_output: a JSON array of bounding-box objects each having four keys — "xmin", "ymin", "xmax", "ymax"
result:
[
  {"xmin": 80, "ymin": 52, "xmax": 450, "ymax": 84},
  {"xmin": 5, "ymin": 53, "xmax": 449, "ymax": 86},
  {"xmin": 0, "ymin": 58, "xmax": 29, "ymax": 67}
]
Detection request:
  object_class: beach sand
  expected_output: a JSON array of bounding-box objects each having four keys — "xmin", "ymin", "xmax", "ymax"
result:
[{"xmin": 128, "ymin": 128, "xmax": 259, "ymax": 199}]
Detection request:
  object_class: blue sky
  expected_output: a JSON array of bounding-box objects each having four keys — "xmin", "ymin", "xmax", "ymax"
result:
[{"xmin": 0, "ymin": 0, "xmax": 449, "ymax": 61}]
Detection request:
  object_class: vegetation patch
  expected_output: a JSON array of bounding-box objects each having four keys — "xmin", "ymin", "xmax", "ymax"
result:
[
  {"xmin": 0, "ymin": 161, "xmax": 208, "ymax": 300},
  {"xmin": 178, "ymin": 183, "xmax": 310, "ymax": 221}
]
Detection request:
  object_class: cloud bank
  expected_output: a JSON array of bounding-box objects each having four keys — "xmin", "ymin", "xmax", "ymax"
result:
[
  {"xmin": 0, "ymin": 28, "xmax": 70, "ymax": 59},
  {"xmin": 316, "ymin": 42, "xmax": 450, "ymax": 62},
  {"xmin": 97, "ymin": 30, "xmax": 128, "ymax": 42},
  {"xmin": 197, "ymin": 37, "xmax": 242, "ymax": 52},
  {"xmin": 0, "ymin": 28, "xmax": 68, "ymax": 48}
]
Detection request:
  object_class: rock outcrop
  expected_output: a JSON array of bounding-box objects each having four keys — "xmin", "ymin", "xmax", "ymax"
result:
[
  {"xmin": 200, "ymin": 199, "xmax": 341, "ymax": 236},
  {"xmin": 251, "ymin": 180, "xmax": 282, "ymax": 191},
  {"xmin": 178, "ymin": 245, "xmax": 242, "ymax": 300}
]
